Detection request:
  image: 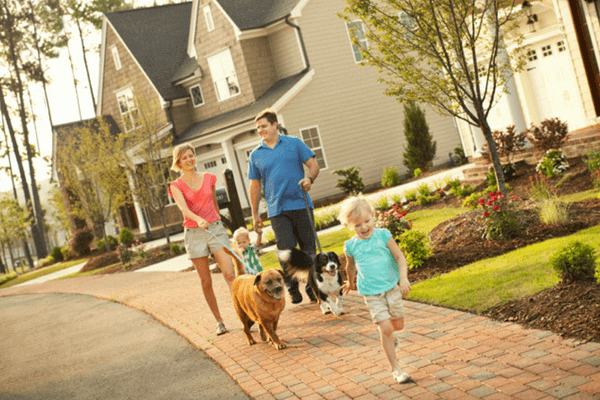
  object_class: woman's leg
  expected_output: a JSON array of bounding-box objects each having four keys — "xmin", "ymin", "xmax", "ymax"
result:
[
  {"xmin": 192, "ymin": 256, "xmax": 223, "ymax": 323},
  {"xmin": 212, "ymin": 249, "xmax": 236, "ymax": 291}
]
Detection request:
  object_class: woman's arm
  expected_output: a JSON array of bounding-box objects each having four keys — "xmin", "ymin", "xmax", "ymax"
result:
[
  {"xmin": 387, "ymin": 238, "xmax": 411, "ymax": 296},
  {"xmin": 170, "ymin": 184, "xmax": 208, "ymax": 229}
]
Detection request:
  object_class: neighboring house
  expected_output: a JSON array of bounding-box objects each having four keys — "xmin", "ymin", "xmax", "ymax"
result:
[
  {"xmin": 457, "ymin": 0, "xmax": 600, "ymax": 157},
  {"xmin": 96, "ymin": 0, "xmax": 463, "ymax": 235}
]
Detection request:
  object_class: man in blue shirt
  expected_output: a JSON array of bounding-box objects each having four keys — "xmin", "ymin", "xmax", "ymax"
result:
[{"xmin": 248, "ymin": 108, "xmax": 320, "ymax": 304}]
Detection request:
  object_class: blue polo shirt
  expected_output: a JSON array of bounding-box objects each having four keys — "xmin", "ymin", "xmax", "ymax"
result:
[{"xmin": 248, "ymin": 135, "xmax": 315, "ymax": 218}]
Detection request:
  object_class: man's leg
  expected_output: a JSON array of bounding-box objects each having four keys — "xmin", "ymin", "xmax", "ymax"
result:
[
  {"xmin": 291, "ymin": 208, "xmax": 317, "ymax": 301},
  {"xmin": 270, "ymin": 212, "xmax": 302, "ymax": 303}
]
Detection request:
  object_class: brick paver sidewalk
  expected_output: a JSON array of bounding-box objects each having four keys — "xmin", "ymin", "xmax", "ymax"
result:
[{"xmin": 2, "ymin": 271, "xmax": 600, "ymax": 399}]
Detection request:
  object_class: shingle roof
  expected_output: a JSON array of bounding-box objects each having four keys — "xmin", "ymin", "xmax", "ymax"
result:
[
  {"xmin": 217, "ymin": 0, "xmax": 301, "ymax": 30},
  {"xmin": 175, "ymin": 70, "xmax": 309, "ymax": 144},
  {"xmin": 105, "ymin": 2, "xmax": 193, "ymax": 101}
]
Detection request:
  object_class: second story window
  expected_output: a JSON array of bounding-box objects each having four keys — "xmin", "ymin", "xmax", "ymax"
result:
[
  {"xmin": 190, "ymin": 84, "xmax": 204, "ymax": 107},
  {"xmin": 111, "ymin": 46, "xmax": 122, "ymax": 70},
  {"xmin": 346, "ymin": 21, "xmax": 368, "ymax": 63},
  {"xmin": 203, "ymin": 5, "xmax": 215, "ymax": 32},
  {"xmin": 116, "ymin": 88, "xmax": 138, "ymax": 132},
  {"xmin": 207, "ymin": 48, "xmax": 240, "ymax": 101}
]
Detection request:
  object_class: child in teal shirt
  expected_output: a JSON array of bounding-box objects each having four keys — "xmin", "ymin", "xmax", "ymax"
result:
[
  {"xmin": 233, "ymin": 227, "xmax": 263, "ymax": 275},
  {"xmin": 340, "ymin": 196, "xmax": 412, "ymax": 384}
]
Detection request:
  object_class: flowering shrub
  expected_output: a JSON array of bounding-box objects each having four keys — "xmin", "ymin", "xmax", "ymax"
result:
[
  {"xmin": 375, "ymin": 204, "xmax": 412, "ymax": 242},
  {"xmin": 153, "ymin": 250, "xmax": 165, "ymax": 258},
  {"xmin": 536, "ymin": 149, "xmax": 569, "ymax": 178},
  {"xmin": 478, "ymin": 191, "xmax": 521, "ymax": 240},
  {"xmin": 131, "ymin": 239, "xmax": 147, "ymax": 260}
]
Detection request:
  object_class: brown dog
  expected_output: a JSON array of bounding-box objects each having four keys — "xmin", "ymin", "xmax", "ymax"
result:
[{"xmin": 231, "ymin": 269, "xmax": 287, "ymax": 350}]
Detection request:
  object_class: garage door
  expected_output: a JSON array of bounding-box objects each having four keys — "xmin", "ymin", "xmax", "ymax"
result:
[{"xmin": 526, "ymin": 37, "xmax": 587, "ymax": 130}]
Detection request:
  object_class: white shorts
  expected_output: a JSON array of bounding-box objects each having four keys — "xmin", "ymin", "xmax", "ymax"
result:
[
  {"xmin": 363, "ymin": 284, "xmax": 405, "ymax": 324},
  {"xmin": 184, "ymin": 220, "xmax": 229, "ymax": 259}
]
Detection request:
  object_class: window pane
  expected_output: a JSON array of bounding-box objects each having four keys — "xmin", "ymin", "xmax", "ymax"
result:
[{"xmin": 313, "ymin": 148, "xmax": 326, "ymax": 169}]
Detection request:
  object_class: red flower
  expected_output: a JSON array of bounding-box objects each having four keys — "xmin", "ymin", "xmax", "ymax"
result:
[
  {"xmin": 513, "ymin": 196, "xmax": 519, "ymax": 201},
  {"xmin": 496, "ymin": 190, "xmax": 501, "ymax": 195},
  {"xmin": 500, "ymin": 195, "xmax": 504, "ymax": 199},
  {"xmin": 489, "ymin": 192, "xmax": 495, "ymax": 197},
  {"xmin": 478, "ymin": 198, "xmax": 485, "ymax": 205},
  {"xmin": 483, "ymin": 211, "xmax": 489, "ymax": 218},
  {"xmin": 493, "ymin": 205, "xmax": 500, "ymax": 211},
  {"xmin": 401, "ymin": 211, "xmax": 407, "ymax": 217},
  {"xmin": 487, "ymin": 199, "xmax": 493, "ymax": 206}
]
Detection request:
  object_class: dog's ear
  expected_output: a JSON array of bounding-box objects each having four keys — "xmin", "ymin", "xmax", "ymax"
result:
[
  {"xmin": 275, "ymin": 268, "xmax": 285, "ymax": 278},
  {"xmin": 330, "ymin": 252, "xmax": 341, "ymax": 264},
  {"xmin": 253, "ymin": 273, "xmax": 262, "ymax": 286}
]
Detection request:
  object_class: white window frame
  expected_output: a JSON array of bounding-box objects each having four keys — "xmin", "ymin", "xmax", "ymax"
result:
[
  {"xmin": 207, "ymin": 48, "xmax": 241, "ymax": 102},
  {"xmin": 190, "ymin": 84, "xmax": 205, "ymax": 107},
  {"xmin": 115, "ymin": 87, "xmax": 138, "ymax": 132},
  {"xmin": 398, "ymin": 11, "xmax": 416, "ymax": 39},
  {"xmin": 203, "ymin": 5, "xmax": 215, "ymax": 32},
  {"xmin": 111, "ymin": 45, "xmax": 122, "ymax": 70},
  {"xmin": 299, "ymin": 125, "xmax": 328, "ymax": 170},
  {"xmin": 345, "ymin": 20, "xmax": 368, "ymax": 63}
]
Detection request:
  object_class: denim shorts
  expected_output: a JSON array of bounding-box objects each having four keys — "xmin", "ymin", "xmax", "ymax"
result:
[
  {"xmin": 363, "ymin": 284, "xmax": 405, "ymax": 324},
  {"xmin": 183, "ymin": 220, "xmax": 229, "ymax": 259}
]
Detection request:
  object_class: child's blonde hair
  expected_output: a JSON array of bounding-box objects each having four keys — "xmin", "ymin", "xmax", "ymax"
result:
[
  {"xmin": 233, "ymin": 227, "xmax": 250, "ymax": 240},
  {"xmin": 338, "ymin": 196, "xmax": 374, "ymax": 226}
]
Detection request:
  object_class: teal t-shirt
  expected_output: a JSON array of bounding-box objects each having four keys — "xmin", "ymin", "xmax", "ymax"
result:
[
  {"xmin": 343, "ymin": 228, "xmax": 400, "ymax": 296},
  {"xmin": 243, "ymin": 244, "xmax": 263, "ymax": 275}
]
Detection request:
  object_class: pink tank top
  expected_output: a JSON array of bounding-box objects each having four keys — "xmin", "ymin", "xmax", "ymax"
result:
[{"xmin": 169, "ymin": 173, "xmax": 220, "ymax": 228}]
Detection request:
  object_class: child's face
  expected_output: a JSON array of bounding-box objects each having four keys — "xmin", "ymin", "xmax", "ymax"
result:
[
  {"xmin": 234, "ymin": 234, "xmax": 250, "ymax": 251},
  {"xmin": 348, "ymin": 210, "xmax": 375, "ymax": 240}
]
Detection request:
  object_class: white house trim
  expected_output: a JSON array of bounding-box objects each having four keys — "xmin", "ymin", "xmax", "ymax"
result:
[
  {"xmin": 237, "ymin": 19, "xmax": 288, "ymax": 40},
  {"xmin": 96, "ymin": 17, "xmax": 108, "ymax": 116},
  {"xmin": 290, "ymin": 0, "xmax": 311, "ymax": 18},
  {"xmin": 187, "ymin": 0, "xmax": 199, "ymax": 58},
  {"xmin": 272, "ymin": 68, "xmax": 315, "ymax": 110},
  {"xmin": 213, "ymin": 0, "xmax": 242, "ymax": 39}
]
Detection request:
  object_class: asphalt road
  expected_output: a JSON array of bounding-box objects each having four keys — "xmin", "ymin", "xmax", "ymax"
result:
[{"xmin": 0, "ymin": 293, "xmax": 250, "ymax": 400}]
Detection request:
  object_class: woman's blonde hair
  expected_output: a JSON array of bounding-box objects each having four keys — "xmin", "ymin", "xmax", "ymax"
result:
[
  {"xmin": 338, "ymin": 196, "xmax": 374, "ymax": 226},
  {"xmin": 171, "ymin": 143, "xmax": 195, "ymax": 172}
]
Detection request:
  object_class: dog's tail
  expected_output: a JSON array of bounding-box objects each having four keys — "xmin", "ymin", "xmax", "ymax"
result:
[{"xmin": 276, "ymin": 248, "xmax": 312, "ymax": 281}]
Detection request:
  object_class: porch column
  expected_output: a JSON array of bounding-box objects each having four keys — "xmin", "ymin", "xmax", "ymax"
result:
[
  {"xmin": 127, "ymin": 172, "xmax": 148, "ymax": 234},
  {"xmin": 221, "ymin": 139, "xmax": 249, "ymax": 208}
]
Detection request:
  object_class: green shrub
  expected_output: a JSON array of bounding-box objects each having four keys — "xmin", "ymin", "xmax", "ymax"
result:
[
  {"xmin": 550, "ymin": 241, "xmax": 597, "ymax": 284},
  {"xmin": 71, "ymin": 228, "xmax": 94, "ymax": 256},
  {"xmin": 538, "ymin": 198, "xmax": 569, "ymax": 225},
  {"xmin": 417, "ymin": 182, "xmax": 430, "ymax": 196},
  {"xmin": 372, "ymin": 196, "xmax": 389, "ymax": 211},
  {"xmin": 382, "ymin": 167, "xmax": 402, "ymax": 187},
  {"xmin": 96, "ymin": 235, "xmax": 118, "ymax": 251},
  {"xmin": 449, "ymin": 183, "xmax": 475, "ymax": 199},
  {"xmin": 332, "ymin": 166, "xmax": 365, "ymax": 195},
  {"xmin": 398, "ymin": 230, "xmax": 432, "ymax": 269},
  {"xmin": 39, "ymin": 255, "xmax": 54, "ymax": 267},
  {"xmin": 61, "ymin": 246, "xmax": 72, "ymax": 260},
  {"xmin": 413, "ymin": 168, "xmax": 423, "ymax": 178},
  {"xmin": 119, "ymin": 228, "xmax": 135, "ymax": 246},
  {"xmin": 417, "ymin": 192, "xmax": 440, "ymax": 205},
  {"xmin": 80, "ymin": 252, "xmax": 120, "ymax": 273},
  {"xmin": 390, "ymin": 193, "xmax": 403, "ymax": 205},
  {"xmin": 478, "ymin": 191, "xmax": 521, "ymax": 240},
  {"xmin": 486, "ymin": 163, "xmax": 516, "ymax": 187},
  {"xmin": 51, "ymin": 246, "xmax": 64, "ymax": 262},
  {"xmin": 404, "ymin": 189, "xmax": 418, "ymax": 202},
  {"xmin": 402, "ymin": 100, "xmax": 436, "ymax": 173},
  {"xmin": 536, "ymin": 149, "xmax": 569, "ymax": 178},
  {"xmin": 452, "ymin": 147, "xmax": 468, "ymax": 165},
  {"xmin": 528, "ymin": 173, "xmax": 552, "ymax": 201},
  {"xmin": 170, "ymin": 243, "xmax": 183, "ymax": 255}
]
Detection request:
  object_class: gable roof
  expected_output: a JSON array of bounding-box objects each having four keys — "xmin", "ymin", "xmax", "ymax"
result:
[
  {"xmin": 175, "ymin": 70, "xmax": 310, "ymax": 143},
  {"xmin": 216, "ymin": 0, "xmax": 302, "ymax": 30},
  {"xmin": 105, "ymin": 2, "xmax": 193, "ymax": 101}
]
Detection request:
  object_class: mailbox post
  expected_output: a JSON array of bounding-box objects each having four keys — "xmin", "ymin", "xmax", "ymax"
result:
[{"xmin": 223, "ymin": 169, "xmax": 246, "ymax": 232}]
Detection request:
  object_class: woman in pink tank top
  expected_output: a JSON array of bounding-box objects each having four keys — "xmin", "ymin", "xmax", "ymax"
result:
[{"xmin": 169, "ymin": 143, "xmax": 235, "ymax": 336}]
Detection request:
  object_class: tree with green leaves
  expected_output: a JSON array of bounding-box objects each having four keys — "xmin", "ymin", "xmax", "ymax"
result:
[
  {"xmin": 57, "ymin": 117, "xmax": 130, "ymax": 252},
  {"xmin": 121, "ymin": 86, "xmax": 174, "ymax": 245},
  {"xmin": 402, "ymin": 100, "xmax": 436, "ymax": 174},
  {"xmin": 342, "ymin": 0, "xmax": 527, "ymax": 194},
  {"xmin": 0, "ymin": 192, "xmax": 31, "ymax": 273}
]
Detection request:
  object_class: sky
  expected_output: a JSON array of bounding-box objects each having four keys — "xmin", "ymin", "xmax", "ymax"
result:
[{"xmin": 0, "ymin": 0, "xmax": 171, "ymax": 197}]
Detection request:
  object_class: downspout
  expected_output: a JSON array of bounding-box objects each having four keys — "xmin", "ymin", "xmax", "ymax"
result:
[
  {"xmin": 166, "ymin": 100, "xmax": 177, "ymax": 139},
  {"xmin": 285, "ymin": 16, "xmax": 310, "ymax": 72}
]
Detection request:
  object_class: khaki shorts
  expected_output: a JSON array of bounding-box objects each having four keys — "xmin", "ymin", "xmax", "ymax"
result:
[
  {"xmin": 364, "ymin": 284, "xmax": 405, "ymax": 324},
  {"xmin": 184, "ymin": 220, "xmax": 229, "ymax": 259}
]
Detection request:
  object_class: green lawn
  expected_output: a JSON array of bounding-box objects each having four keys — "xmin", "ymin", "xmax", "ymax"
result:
[{"xmin": 0, "ymin": 259, "xmax": 89, "ymax": 289}]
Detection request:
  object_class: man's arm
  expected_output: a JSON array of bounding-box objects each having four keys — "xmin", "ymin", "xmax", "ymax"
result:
[
  {"xmin": 249, "ymin": 179, "xmax": 264, "ymax": 232},
  {"xmin": 299, "ymin": 157, "xmax": 320, "ymax": 192}
]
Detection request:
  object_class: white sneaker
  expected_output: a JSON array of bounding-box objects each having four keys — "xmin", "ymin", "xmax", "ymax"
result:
[{"xmin": 393, "ymin": 370, "xmax": 411, "ymax": 384}]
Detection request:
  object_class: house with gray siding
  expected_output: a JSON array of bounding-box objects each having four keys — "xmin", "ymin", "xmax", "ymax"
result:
[{"xmin": 95, "ymin": 0, "xmax": 462, "ymax": 234}]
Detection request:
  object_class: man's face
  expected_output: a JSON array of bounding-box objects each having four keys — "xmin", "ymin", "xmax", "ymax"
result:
[{"xmin": 255, "ymin": 117, "xmax": 278, "ymax": 144}]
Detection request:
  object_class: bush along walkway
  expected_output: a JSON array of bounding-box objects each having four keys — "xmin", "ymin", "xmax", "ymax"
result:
[{"xmin": 2, "ymin": 272, "xmax": 600, "ymax": 399}]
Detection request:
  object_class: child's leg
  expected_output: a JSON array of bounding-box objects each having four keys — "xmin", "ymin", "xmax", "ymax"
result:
[
  {"xmin": 391, "ymin": 317, "xmax": 405, "ymax": 332},
  {"xmin": 377, "ymin": 318, "xmax": 402, "ymax": 372}
]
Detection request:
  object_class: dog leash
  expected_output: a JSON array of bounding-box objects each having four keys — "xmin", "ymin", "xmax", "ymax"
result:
[{"xmin": 302, "ymin": 189, "xmax": 322, "ymax": 253}]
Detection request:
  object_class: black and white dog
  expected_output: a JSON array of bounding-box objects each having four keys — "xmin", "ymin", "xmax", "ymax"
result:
[{"xmin": 277, "ymin": 248, "xmax": 345, "ymax": 316}]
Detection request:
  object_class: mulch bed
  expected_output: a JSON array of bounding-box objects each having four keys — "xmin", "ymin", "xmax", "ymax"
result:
[{"xmin": 405, "ymin": 156, "xmax": 600, "ymax": 343}]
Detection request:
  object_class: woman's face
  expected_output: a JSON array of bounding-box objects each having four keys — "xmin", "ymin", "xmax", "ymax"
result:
[{"xmin": 179, "ymin": 149, "xmax": 196, "ymax": 172}]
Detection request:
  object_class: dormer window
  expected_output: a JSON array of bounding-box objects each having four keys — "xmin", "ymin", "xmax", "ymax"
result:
[
  {"xmin": 190, "ymin": 84, "xmax": 204, "ymax": 107},
  {"xmin": 203, "ymin": 5, "xmax": 215, "ymax": 32},
  {"xmin": 111, "ymin": 45, "xmax": 122, "ymax": 70}
]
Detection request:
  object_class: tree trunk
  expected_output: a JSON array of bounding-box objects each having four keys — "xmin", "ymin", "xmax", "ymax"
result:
[
  {"xmin": 0, "ymin": 85, "xmax": 43, "ymax": 265},
  {"xmin": 479, "ymin": 118, "xmax": 507, "ymax": 195},
  {"xmin": 75, "ymin": 17, "xmax": 96, "ymax": 110},
  {"xmin": 160, "ymin": 212, "xmax": 171, "ymax": 246}
]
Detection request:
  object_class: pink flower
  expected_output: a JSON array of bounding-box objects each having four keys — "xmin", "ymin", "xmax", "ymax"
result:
[
  {"xmin": 500, "ymin": 195, "xmax": 504, "ymax": 199},
  {"xmin": 483, "ymin": 211, "xmax": 489, "ymax": 218},
  {"xmin": 493, "ymin": 205, "xmax": 500, "ymax": 211}
]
